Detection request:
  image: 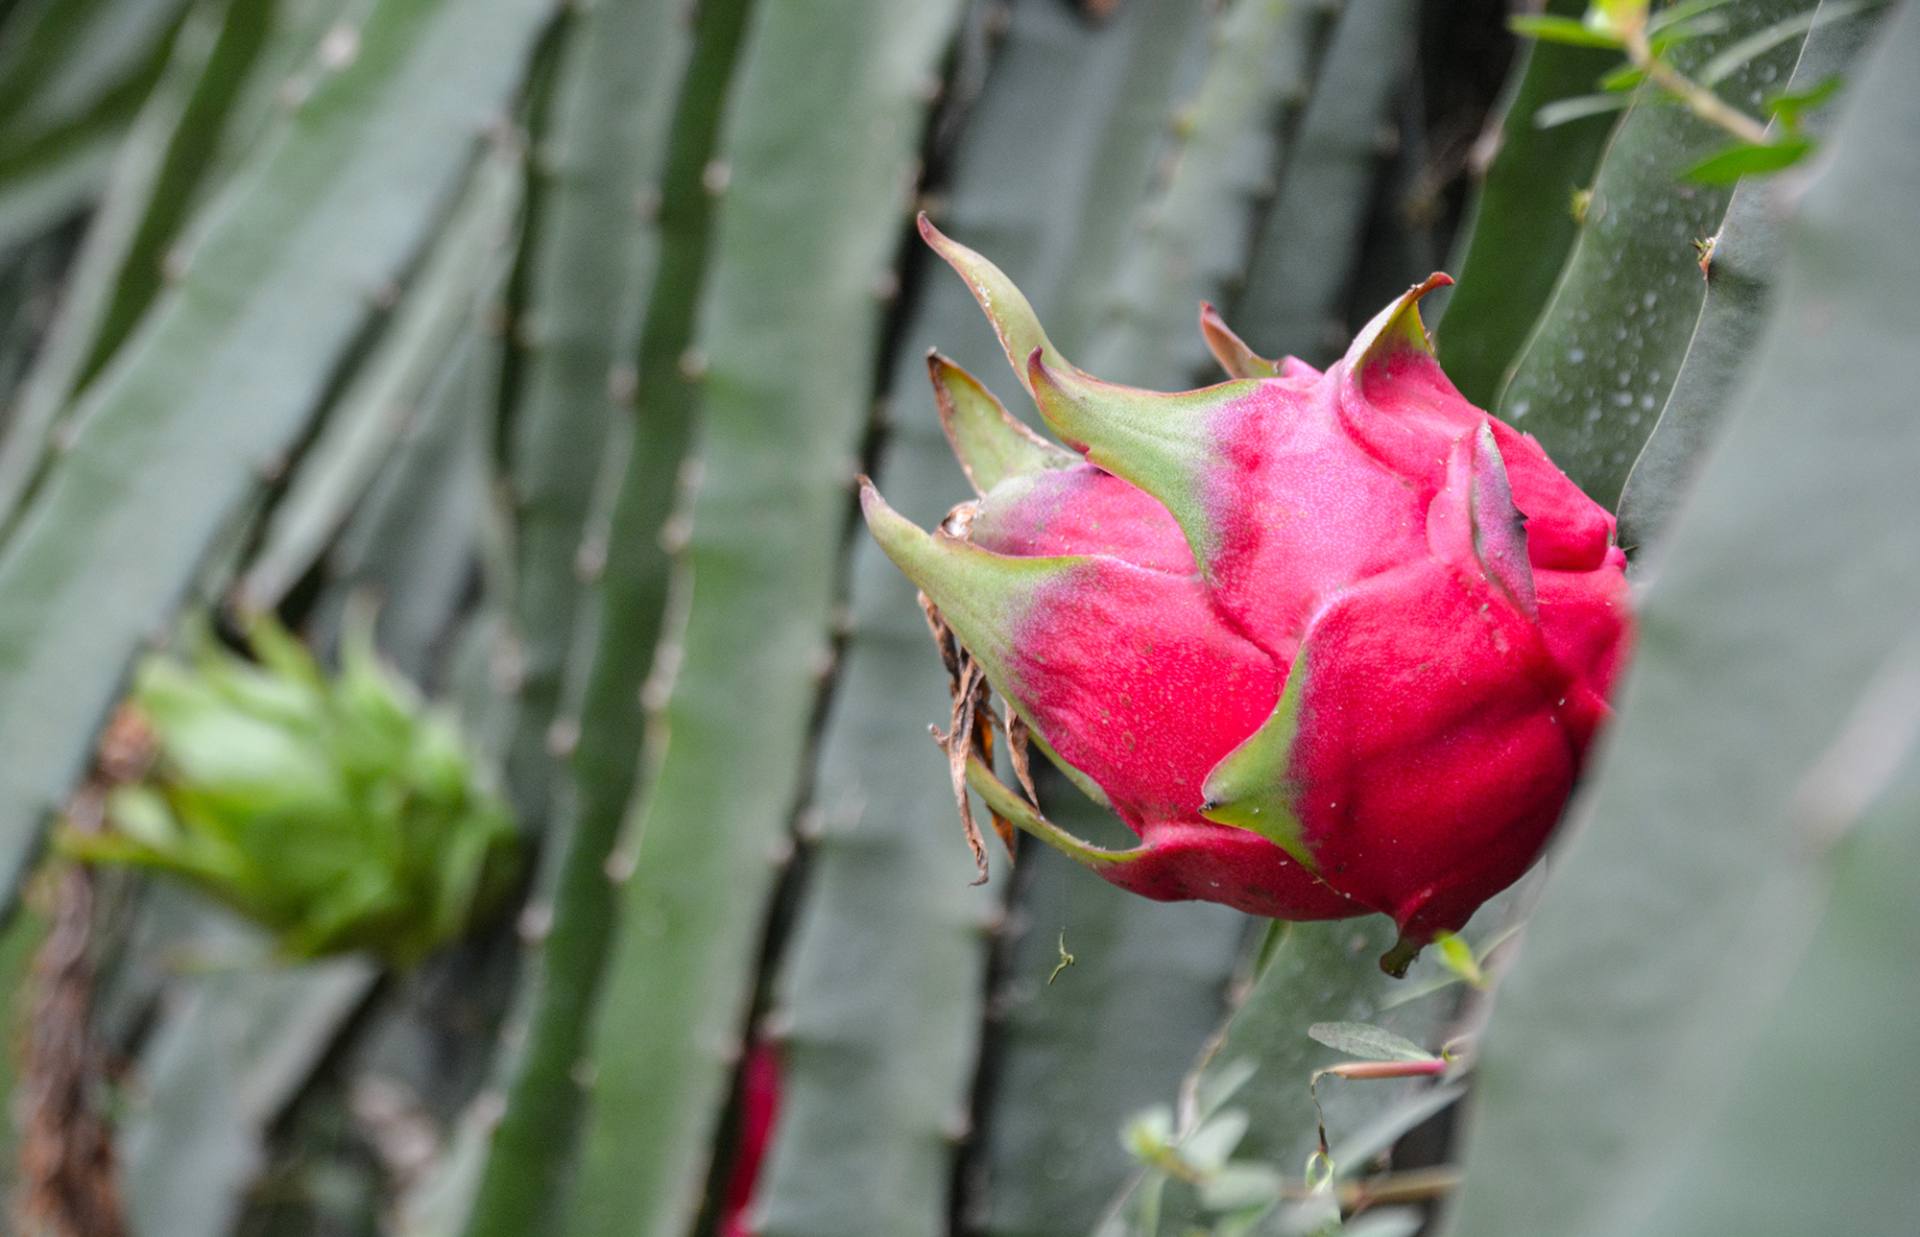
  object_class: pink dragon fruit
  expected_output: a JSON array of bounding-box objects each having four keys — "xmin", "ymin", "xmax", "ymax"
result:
[
  {"xmin": 716, "ymin": 1042, "xmax": 781, "ymax": 1237},
  {"xmin": 863, "ymin": 216, "xmax": 1631, "ymax": 974}
]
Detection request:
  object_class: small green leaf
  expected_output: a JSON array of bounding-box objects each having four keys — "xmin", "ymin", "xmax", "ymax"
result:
[
  {"xmin": 1536, "ymin": 91, "xmax": 1635, "ymax": 128},
  {"xmin": 1685, "ymin": 136, "xmax": 1815, "ymax": 184},
  {"xmin": 1600, "ymin": 62, "xmax": 1648, "ymax": 90},
  {"xmin": 1508, "ymin": 14, "xmax": 1626, "ymax": 48},
  {"xmin": 1306, "ymin": 1021, "xmax": 1439, "ymax": 1064},
  {"xmin": 1433, "ymin": 931, "xmax": 1488, "ymax": 989},
  {"xmin": 1765, "ymin": 74, "xmax": 1844, "ymax": 124}
]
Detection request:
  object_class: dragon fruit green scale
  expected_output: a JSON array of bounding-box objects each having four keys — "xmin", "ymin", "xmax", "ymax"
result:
[{"xmin": 864, "ymin": 215, "xmax": 1631, "ymax": 974}]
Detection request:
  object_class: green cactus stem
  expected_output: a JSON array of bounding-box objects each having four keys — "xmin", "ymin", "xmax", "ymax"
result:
[{"xmin": 559, "ymin": 3, "xmax": 965, "ymax": 1234}]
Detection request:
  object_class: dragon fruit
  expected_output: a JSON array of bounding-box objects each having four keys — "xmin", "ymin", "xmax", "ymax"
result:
[
  {"xmin": 863, "ymin": 216, "xmax": 1630, "ymax": 974},
  {"xmin": 716, "ymin": 1042, "xmax": 781, "ymax": 1237}
]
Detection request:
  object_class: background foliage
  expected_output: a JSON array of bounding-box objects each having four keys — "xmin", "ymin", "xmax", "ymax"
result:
[{"xmin": 0, "ymin": 0, "xmax": 1909, "ymax": 1235}]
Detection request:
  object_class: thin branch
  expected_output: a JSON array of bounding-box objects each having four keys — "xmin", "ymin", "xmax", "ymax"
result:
[{"xmin": 1625, "ymin": 29, "xmax": 1773, "ymax": 146}]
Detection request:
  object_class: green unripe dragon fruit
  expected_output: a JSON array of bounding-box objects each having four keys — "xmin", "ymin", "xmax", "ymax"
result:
[
  {"xmin": 63, "ymin": 614, "xmax": 519, "ymax": 965},
  {"xmin": 862, "ymin": 218, "xmax": 1632, "ymax": 973}
]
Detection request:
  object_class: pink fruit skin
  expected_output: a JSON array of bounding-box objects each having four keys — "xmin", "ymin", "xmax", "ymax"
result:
[
  {"xmin": 866, "ymin": 225, "xmax": 1632, "ymax": 963},
  {"xmin": 716, "ymin": 1043, "xmax": 781, "ymax": 1237}
]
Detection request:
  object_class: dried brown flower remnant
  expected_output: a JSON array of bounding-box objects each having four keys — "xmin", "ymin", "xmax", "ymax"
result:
[{"xmin": 16, "ymin": 863, "xmax": 126, "ymax": 1237}]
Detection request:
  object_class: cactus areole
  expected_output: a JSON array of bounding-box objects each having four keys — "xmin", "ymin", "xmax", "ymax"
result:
[{"xmin": 862, "ymin": 217, "xmax": 1632, "ymax": 974}]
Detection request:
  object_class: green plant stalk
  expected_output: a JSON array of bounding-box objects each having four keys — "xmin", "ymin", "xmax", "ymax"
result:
[
  {"xmin": 0, "ymin": 229, "xmax": 71, "ymax": 410},
  {"xmin": 964, "ymin": 8, "xmax": 1401, "ymax": 1233},
  {"xmin": 242, "ymin": 134, "xmax": 523, "ymax": 613},
  {"xmin": 928, "ymin": 6, "xmax": 1260, "ymax": 1234},
  {"xmin": 447, "ymin": 609, "xmax": 516, "ymax": 757},
  {"xmin": 283, "ymin": 367, "xmax": 532, "ymax": 1231},
  {"xmin": 1624, "ymin": 721, "xmax": 1920, "ymax": 1237},
  {"xmin": 305, "ymin": 204, "xmax": 510, "ymax": 694},
  {"xmin": 979, "ymin": 798, "xmax": 1248, "ymax": 1237},
  {"xmin": 120, "ymin": 945, "xmax": 377, "ymax": 1236},
  {"xmin": 316, "ymin": 322, "xmax": 496, "ymax": 677},
  {"xmin": 738, "ymin": 6, "xmax": 1163, "ymax": 1231},
  {"xmin": 1444, "ymin": 7, "xmax": 1920, "ymax": 1230},
  {"xmin": 0, "ymin": 0, "xmax": 360, "ymax": 443},
  {"xmin": 1622, "ymin": 25, "xmax": 1771, "ymax": 147},
  {"xmin": 0, "ymin": 126, "xmax": 118, "ymax": 253},
  {"xmin": 1616, "ymin": 0, "xmax": 1878, "ymax": 555},
  {"xmin": 458, "ymin": 2, "xmax": 757, "ymax": 1233},
  {"xmin": 1492, "ymin": 0, "xmax": 1809, "ymax": 507},
  {"xmin": 754, "ymin": 0, "xmax": 1307, "ymax": 1228},
  {"xmin": 0, "ymin": 0, "xmax": 555, "ymax": 920},
  {"xmin": 0, "ymin": 0, "xmax": 190, "ymax": 146},
  {"xmin": 0, "ymin": 0, "xmax": 278, "ymax": 530},
  {"xmin": 497, "ymin": 0, "xmax": 693, "ymax": 831},
  {"xmin": 1232, "ymin": 0, "xmax": 1419, "ymax": 366},
  {"xmin": 0, "ymin": 0, "xmax": 192, "ymax": 251},
  {"xmin": 1084, "ymin": 0, "xmax": 1331, "ymax": 386},
  {"xmin": 1435, "ymin": 0, "xmax": 1622, "ymax": 406},
  {"xmin": 1342, "ymin": 82, "xmax": 1447, "ymax": 329},
  {"xmin": 442, "ymin": 279, "xmax": 525, "ymax": 778},
  {"xmin": 556, "ymin": 2, "xmax": 968, "ymax": 1232},
  {"xmin": 1039, "ymin": 0, "xmax": 1211, "ymax": 356},
  {"xmin": 75, "ymin": 0, "xmax": 289, "ymax": 385},
  {"xmin": 194, "ymin": 0, "xmax": 364, "ymax": 188}
]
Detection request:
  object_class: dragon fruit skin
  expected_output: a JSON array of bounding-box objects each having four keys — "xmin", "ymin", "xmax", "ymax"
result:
[
  {"xmin": 863, "ymin": 217, "xmax": 1630, "ymax": 973},
  {"xmin": 715, "ymin": 1042, "xmax": 781, "ymax": 1237}
]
